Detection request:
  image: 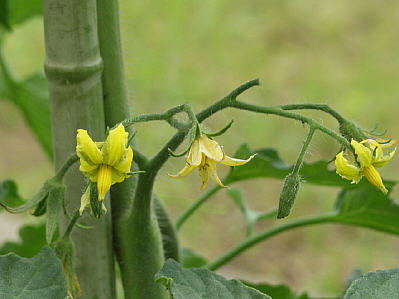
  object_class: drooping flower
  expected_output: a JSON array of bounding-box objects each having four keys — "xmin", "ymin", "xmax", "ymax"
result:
[
  {"xmin": 335, "ymin": 139, "xmax": 396, "ymax": 194},
  {"xmin": 169, "ymin": 134, "xmax": 255, "ymax": 189},
  {"xmin": 76, "ymin": 124, "xmax": 133, "ymax": 213}
]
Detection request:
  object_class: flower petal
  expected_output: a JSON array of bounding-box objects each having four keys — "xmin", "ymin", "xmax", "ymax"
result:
[
  {"xmin": 207, "ymin": 159, "xmax": 227, "ymax": 188},
  {"xmin": 114, "ymin": 146, "xmax": 134, "ymax": 174},
  {"xmin": 168, "ymin": 164, "xmax": 196, "ymax": 178},
  {"xmin": 198, "ymin": 166, "xmax": 209, "ymax": 189},
  {"xmin": 79, "ymin": 163, "xmax": 99, "ymax": 182},
  {"xmin": 111, "ymin": 168, "xmax": 128, "ymax": 184},
  {"xmin": 187, "ymin": 139, "xmax": 202, "ymax": 166},
  {"xmin": 373, "ymin": 147, "xmax": 396, "ymax": 168},
  {"xmin": 363, "ymin": 165, "xmax": 388, "ymax": 194},
  {"xmin": 97, "ymin": 165, "xmax": 113, "ymax": 201},
  {"xmin": 221, "ymin": 154, "xmax": 256, "ymax": 166},
  {"xmin": 76, "ymin": 129, "xmax": 103, "ymax": 165},
  {"xmin": 351, "ymin": 139, "xmax": 372, "ymax": 168},
  {"xmin": 102, "ymin": 124, "xmax": 129, "ymax": 167},
  {"xmin": 335, "ymin": 152, "xmax": 362, "ymax": 182},
  {"xmin": 199, "ymin": 135, "xmax": 224, "ymax": 162},
  {"xmin": 361, "ymin": 139, "xmax": 382, "ymax": 161}
]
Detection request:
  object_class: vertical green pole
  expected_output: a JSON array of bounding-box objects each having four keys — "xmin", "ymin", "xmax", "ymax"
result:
[
  {"xmin": 96, "ymin": 1, "xmax": 169, "ymax": 297},
  {"xmin": 42, "ymin": 1, "xmax": 115, "ymax": 298}
]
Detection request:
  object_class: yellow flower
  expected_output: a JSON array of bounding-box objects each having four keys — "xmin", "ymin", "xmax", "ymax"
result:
[
  {"xmin": 169, "ymin": 134, "xmax": 255, "ymax": 189},
  {"xmin": 76, "ymin": 124, "xmax": 133, "ymax": 207},
  {"xmin": 335, "ymin": 139, "xmax": 396, "ymax": 194}
]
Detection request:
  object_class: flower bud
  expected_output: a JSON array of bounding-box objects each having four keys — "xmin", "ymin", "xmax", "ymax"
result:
[{"xmin": 277, "ymin": 173, "xmax": 302, "ymax": 219}]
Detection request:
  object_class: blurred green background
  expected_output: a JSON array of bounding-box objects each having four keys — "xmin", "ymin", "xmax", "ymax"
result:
[{"xmin": 1, "ymin": 0, "xmax": 399, "ymax": 297}]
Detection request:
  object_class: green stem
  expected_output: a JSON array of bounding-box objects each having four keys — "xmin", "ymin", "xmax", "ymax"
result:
[
  {"xmin": 54, "ymin": 154, "xmax": 79, "ymax": 180},
  {"xmin": 206, "ymin": 213, "xmax": 335, "ymax": 270},
  {"xmin": 292, "ymin": 127, "xmax": 315, "ymax": 174},
  {"xmin": 176, "ymin": 185, "xmax": 221, "ymax": 230},
  {"xmin": 42, "ymin": 0, "xmax": 115, "ymax": 297},
  {"xmin": 63, "ymin": 210, "xmax": 80, "ymax": 239},
  {"xmin": 278, "ymin": 103, "xmax": 346, "ymax": 124},
  {"xmin": 230, "ymin": 101, "xmax": 352, "ymax": 152}
]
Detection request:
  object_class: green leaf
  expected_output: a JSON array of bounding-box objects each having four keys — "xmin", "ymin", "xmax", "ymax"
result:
[
  {"xmin": 243, "ymin": 281, "xmax": 310, "ymax": 299},
  {"xmin": 0, "ymin": 223, "xmax": 46, "ymax": 258},
  {"xmin": 0, "ymin": 246, "xmax": 67, "ymax": 298},
  {"xmin": 332, "ymin": 184, "xmax": 399, "ymax": 235},
  {"xmin": 343, "ymin": 268, "xmax": 399, "ymax": 299},
  {"xmin": 156, "ymin": 259, "xmax": 271, "ymax": 299},
  {"xmin": 0, "ymin": 59, "xmax": 53, "ymax": 158},
  {"xmin": 225, "ymin": 144, "xmax": 396, "ymax": 188},
  {"xmin": 181, "ymin": 248, "xmax": 208, "ymax": 268},
  {"xmin": 0, "ymin": 179, "xmax": 24, "ymax": 211}
]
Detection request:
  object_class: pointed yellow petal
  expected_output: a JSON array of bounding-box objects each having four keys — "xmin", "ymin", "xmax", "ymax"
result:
[
  {"xmin": 102, "ymin": 124, "xmax": 128, "ymax": 166},
  {"xmin": 351, "ymin": 139, "xmax": 372, "ymax": 167},
  {"xmin": 361, "ymin": 139, "xmax": 382, "ymax": 161},
  {"xmin": 114, "ymin": 146, "xmax": 134, "ymax": 174},
  {"xmin": 76, "ymin": 129, "xmax": 103, "ymax": 165},
  {"xmin": 199, "ymin": 135, "xmax": 224, "ymax": 162},
  {"xmin": 335, "ymin": 152, "xmax": 362, "ymax": 182},
  {"xmin": 207, "ymin": 159, "xmax": 227, "ymax": 188},
  {"xmin": 97, "ymin": 165, "xmax": 113, "ymax": 201},
  {"xmin": 187, "ymin": 139, "xmax": 202, "ymax": 166},
  {"xmin": 168, "ymin": 164, "xmax": 196, "ymax": 178},
  {"xmin": 373, "ymin": 147, "xmax": 396, "ymax": 168},
  {"xmin": 198, "ymin": 166, "xmax": 209, "ymax": 189},
  {"xmin": 79, "ymin": 158, "xmax": 99, "ymax": 173},
  {"xmin": 79, "ymin": 163, "xmax": 99, "ymax": 182},
  {"xmin": 363, "ymin": 165, "xmax": 388, "ymax": 194},
  {"xmin": 221, "ymin": 154, "xmax": 256, "ymax": 166}
]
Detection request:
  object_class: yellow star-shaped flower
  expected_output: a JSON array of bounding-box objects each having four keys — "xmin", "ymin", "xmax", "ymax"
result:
[
  {"xmin": 169, "ymin": 135, "xmax": 255, "ymax": 189},
  {"xmin": 335, "ymin": 139, "xmax": 396, "ymax": 194},
  {"xmin": 76, "ymin": 124, "xmax": 133, "ymax": 207}
]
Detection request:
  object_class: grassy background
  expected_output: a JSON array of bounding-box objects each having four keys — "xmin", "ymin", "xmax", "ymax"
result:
[{"xmin": 1, "ymin": 0, "xmax": 399, "ymax": 296}]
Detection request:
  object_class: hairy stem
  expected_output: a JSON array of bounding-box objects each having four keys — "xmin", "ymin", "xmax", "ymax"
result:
[{"xmin": 42, "ymin": 0, "xmax": 115, "ymax": 297}]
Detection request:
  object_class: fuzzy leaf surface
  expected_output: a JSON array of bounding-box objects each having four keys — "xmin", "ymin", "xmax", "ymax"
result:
[
  {"xmin": 0, "ymin": 246, "xmax": 67, "ymax": 298},
  {"xmin": 343, "ymin": 268, "xmax": 399, "ymax": 299},
  {"xmin": 156, "ymin": 259, "xmax": 270, "ymax": 299}
]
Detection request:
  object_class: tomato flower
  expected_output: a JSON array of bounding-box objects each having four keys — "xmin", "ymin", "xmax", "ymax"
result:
[
  {"xmin": 335, "ymin": 139, "xmax": 396, "ymax": 194},
  {"xmin": 170, "ymin": 134, "xmax": 255, "ymax": 189},
  {"xmin": 76, "ymin": 124, "xmax": 133, "ymax": 213}
]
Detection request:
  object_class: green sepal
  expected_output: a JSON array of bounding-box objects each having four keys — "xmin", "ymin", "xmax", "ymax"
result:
[
  {"xmin": 202, "ymin": 119, "xmax": 234, "ymax": 138},
  {"xmin": 0, "ymin": 183, "xmax": 48, "ymax": 214},
  {"xmin": 168, "ymin": 144, "xmax": 191, "ymax": 157},
  {"xmin": 277, "ymin": 173, "xmax": 302, "ymax": 219},
  {"xmin": 32, "ymin": 197, "xmax": 47, "ymax": 216},
  {"xmin": 127, "ymin": 130, "xmax": 137, "ymax": 146},
  {"xmin": 191, "ymin": 122, "xmax": 202, "ymax": 141},
  {"xmin": 126, "ymin": 170, "xmax": 146, "ymax": 175},
  {"xmin": 89, "ymin": 182, "xmax": 104, "ymax": 219},
  {"xmin": 339, "ymin": 119, "xmax": 367, "ymax": 142},
  {"xmin": 46, "ymin": 182, "xmax": 65, "ymax": 244}
]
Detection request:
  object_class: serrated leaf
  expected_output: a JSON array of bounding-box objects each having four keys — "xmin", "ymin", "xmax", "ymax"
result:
[
  {"xmin": 0, "ymin": 223, "xmax": 46, "ymax": 257},
  {"xmin": 225, "ymin": 144, "xmax": 396, "ymax": 188},
  {"xmin": 156, "ymin": 259, "xmax": 271, "ymax": 299},
  {"xmin": 243, "ymin": 281, "xmax": 310, "ymax": 299},
  {"xmin": 332, "ymin": 184, "xmax": 399, "ymax": 235},
  {"xmin": 343, "ymin": 268, "xmax": 399, "ymax": 299},
  {"xmin": 0, "ymin": 179, "xmax": 24, "ymax": 211},
  {"xmin": 181, "ymin": 248, "xmax": 208, "ymax": 268},
  {"xmin": 0, "ymin": 246, "xmax": 68, "ymax": 298}
]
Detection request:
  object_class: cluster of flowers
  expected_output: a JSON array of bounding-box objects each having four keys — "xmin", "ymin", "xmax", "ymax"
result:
[{"xmin": 76, "ymin": 124, "xmax": 396, "ymax": 215}]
